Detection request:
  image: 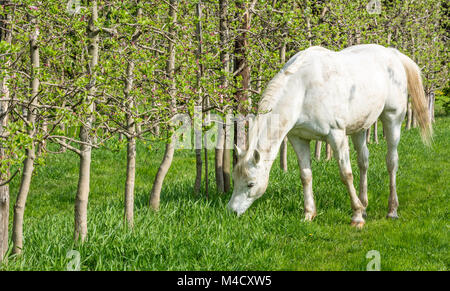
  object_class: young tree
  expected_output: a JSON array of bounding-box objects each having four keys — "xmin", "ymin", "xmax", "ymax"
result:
[
  {"xmin": 12, "ymin": 8, "xmax": 40, "ymax": 255},
  {"xmin": 194, "ymin": 0, "xmax": 204, "ymax": 195},
  {"xmin": 0, "ymin": 0, "xmax": 12, "ymax": 263},
  {"xmin": 218, "ymin": 0, "xmax": 231, "ymax": 193},
  {"xmin": 149, "ymin": 0, "xmax": 178, "ymax": 210},
  {"xmin": 232, "ymin": 0, "xmax": 253, "ymax": 164},
  {"xmin": 279, "ymin": 41, "xmax": 288, "ymax": 171},
  {"xmin": 72, "ymin": 0, "xmax": 99, "ymax": 243},
  {"xmin": 121, "ymin": 3, "xmax": 143, "ymax": 228}
]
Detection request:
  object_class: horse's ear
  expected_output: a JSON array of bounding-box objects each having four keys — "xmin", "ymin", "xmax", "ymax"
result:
[
  {"xmin": 234, "ymin": 144, "xmax": 244, "ymax": 159},
  {"xmin": 253, "ymin": 149, "xmax": 261, "ymax": 164}
]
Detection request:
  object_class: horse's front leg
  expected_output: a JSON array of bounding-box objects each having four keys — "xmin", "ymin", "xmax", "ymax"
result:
[
  {"xmin": 328, "ymin": 130, "xmax": 365, "ymax": 228},
  {"xmin": 288, "ymin": 135, "xmax": 316, "ymax": 221}
]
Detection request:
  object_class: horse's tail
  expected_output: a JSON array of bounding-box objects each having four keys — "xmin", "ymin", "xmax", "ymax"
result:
[{"xmin": 395, "ymin": 50, "xmax": 433, "ymax": 145}]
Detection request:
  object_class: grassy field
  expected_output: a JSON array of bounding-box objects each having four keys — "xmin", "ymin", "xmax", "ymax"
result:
[{"xmin": 1, "ymin": 117, "xmax": 449, "ymax": 271}]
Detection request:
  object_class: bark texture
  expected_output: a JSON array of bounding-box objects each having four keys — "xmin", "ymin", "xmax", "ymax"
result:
[
  {"xmin": 194, "ymin": 1, "xmax": 204, "ymax": 194},
  {"xmin": 223, "ymin": 119, "xmax": 232, "ymax": 193},
  {"xmin": 233, "ymin": 0, "xmax": 251, "ymax": 164},
  {"xmin": 373, "ymin": 122, "xmax": 379, "ymax": 144},
  {"xmin": 149, "ymin": 0, "xmax": 178, "ymax": 210},
  {"xmin": 219, "ymin": 0, "xmax": 231, "ymax": 192},
  {"xmin": 314, "ymin": 141, "xmax": 322, "ymax": 160},
  {"xmin": 124, "ymin": 61, "xmax": 135, "ymax": 228},
  {"xmin": 326, "ymin": 142, "xmax": 332, "ymax": 161},
  {"xmin": 12, "ymin": 21, "xmax": 40, "ymax": 255},
  {"xmin": 0, "ymin": 184, "xmax": 8, "ymax": 262},
  {"xmin": 0, "ymin": 3, "xmax": 11, "ymax": 262},
  {"xmin": 279, "ymin": 42, "xmax": 288, "ymax": 172},
  {"xmin": 215, "ymin": 124, "xmax": 225, "ymax": 193},
  {"xmin": 74, "ymin": 0, "xmax": 98, "ymax": 243},
  {"xmin": 149, "ymin": 140, "xmax": 175, "ymax": 210},
  {"xmin": 406, "ymin": 98, "xmax": 413, "ymax": 130}
]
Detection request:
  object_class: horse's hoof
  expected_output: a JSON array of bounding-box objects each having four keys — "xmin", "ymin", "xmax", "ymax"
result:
[
  {"xmin": 304, "ymin": 212, "xmax": 317, "ymax": 221},
  {"xmin": 362, "ymin": 210, "xmax": 367, "ymax": 218},
  {"xmin": 386, "ymin": 213, "xmax": 399, "ymax": 220},
  {"xmin": 350, "ymin": 220, "xmax": 365, "ymax": 229}
]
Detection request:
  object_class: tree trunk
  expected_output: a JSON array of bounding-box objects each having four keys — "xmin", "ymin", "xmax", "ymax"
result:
[
  {"xmin": 37, "ymin": 122, "xmax": 47, "ymax": 156},
  {"xmin": 279, "ymin": 42, "xmax": 288, "ymax": 172},
  {"xmin": 124, "ymin": 134, "xmax": 136, "ymax": 227},
  {"xmin": 366, "ymin": 126, "xmax": 372, "ymax": 144},
  {"xmin": 149, "ymin": 0, "xmax": 178, "ymax": 210},
  {"xmin": 12, "ymin": 21, "xmax": 40, "ymax": 255},
  {"xmin": 59, "ymin": 42, "xmax": 67, "ymax": 151},
  {"xmin": 326, "ymin": 143, "xmax": 332, "ymax": 161},
  {"xmin": 124, "ymin": 61, "xmax": 135, "ymax": 228},
  {"xmin": 194, "ymin": 110, "xmax": 201, "ymax": 193},
  {"xmin": 373, "ymin": 121, "xmax": 379, "ymax": 144},
  {"xmin": 412, "ymin": 111, "xmax": 417, "ymax": 128},
  {"xmin": 306, "ymin": 16, "xmax": 312, "ymax": 46},
  {"xmin": 279, "ymin": 137, "xmax": 288, "ymax": 171},
  {"xmin": 74, "ymin": 0, "xmax": 98, "ymax": 243},
  {"xmin": 216, "ymin": 0, "xmax": 229, "ymax": 193},
  {"xmin": 149, "ymin": 139, "xmax": 175, "ymax": 210},
  {"xmin": 0, "ymin": 183, "xmax": 8, "ymax": 262},
  {"xmin": 194, "ymin": 148, "xmax": 202, "ymax": 193},
  {"xmin": 204, "ymin": 132, "xmax": 209, "ymax": 200},
  {"xmin": 233, "ymin": 0, "xmax": 251, "ymax": 162},
  {"xmin": 74, "ymin": 148, "xmax": 91, "ymax": 242},
  {"xmin": 406, "ymin": 98, "xmax": 412, "ymax": 130},
  {"xmin": 198, "ymin": 1, "xmax": 210, "ymax": 199},
  {"xmin": 233, "ymin": 118, "xmax": 242, "ymax": 166},
  {"xmin": 314, "ymin": 141, "xmax": 322, "ymax": 160},
  {"xmin": 123, "ymin": 6, "xmax": 143, "ymax": 227},
  {"xmin": 0, "ymin": 4, "xmax": 11, "ymax": 263},
  {"xmin": 215, "ymin": 124, "xmax": 225, "ymax": 193},
  {"xmin": 223, "ymin": 118, "xmax": 232, "ymax": 193},
  {"xmin": 428, "ymin": 92, "xmax": 435, "ymax": 123},
  {"xmin": 194, "ymin": 1, "xmax": 204, "ymax": 195},
  {"xmin": 12, "ymin": 145, "xmax": 36, "ymax": 255}
]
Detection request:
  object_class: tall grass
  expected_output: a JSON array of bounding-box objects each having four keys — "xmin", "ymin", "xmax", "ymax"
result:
[{"xmin": 1, "ymin": 117, "xmax": 449, "ymax": 270}]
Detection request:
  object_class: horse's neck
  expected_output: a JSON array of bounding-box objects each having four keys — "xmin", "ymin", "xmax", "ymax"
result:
[
  {"xmin": 249, "ymin": 72, "xmax": 301, "ymax": 167},
  {"xmin": 249, "ymin": 109, "xmax": 294, "ymax": 164}
]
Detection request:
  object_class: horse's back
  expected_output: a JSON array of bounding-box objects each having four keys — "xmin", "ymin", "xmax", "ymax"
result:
[
  {"xmin": 291, "ymin": 44, "xmax": 407, "ymax": 136},
  {"xmin": 340, "ymin": 45, "xmax": 408, "ymax": 120}
]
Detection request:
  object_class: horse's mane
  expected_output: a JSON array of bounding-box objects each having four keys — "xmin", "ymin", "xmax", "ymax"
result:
[
  {"xmin": 257, "ymin": 71, "xmax": 286, "ymax": 113},
  {"xmin": 257, "ymin": 47, "xmax": 328, "ymax": 113},
  {"xmin": 237, "ymin": 46, "xmax": 329, "ymax": 170}
]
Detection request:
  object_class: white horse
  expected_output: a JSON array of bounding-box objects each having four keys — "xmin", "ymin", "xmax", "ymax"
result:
[{"xmin": 227, "ymin": 44, "xmax": 432, "ymax": 228}]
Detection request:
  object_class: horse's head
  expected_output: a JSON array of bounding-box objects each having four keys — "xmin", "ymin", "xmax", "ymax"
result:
[{"xmin": 227, "ymin": 145, "xmax": 270, "ymax": 216}]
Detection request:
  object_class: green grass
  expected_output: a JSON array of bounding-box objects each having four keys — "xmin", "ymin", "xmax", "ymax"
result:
[{"xmin": 1, "ymin": 117, "xmax": 449, "ymax": 270}]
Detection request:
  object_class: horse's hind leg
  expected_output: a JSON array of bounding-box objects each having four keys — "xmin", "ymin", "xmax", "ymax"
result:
[
  {"xmin": 380, "ymin": 115, "xmax": 403, "ymax": 219},
  {"xmin": 328, "ymin": 129, "xmax": 365, "ymax": 228},
  {"xmin": 351, "ymin": 131, "xmax": 369, "ymax": 218},
  {"xmin": 288, "ymin": 135, "xmax": 316, "ymax": 221}
]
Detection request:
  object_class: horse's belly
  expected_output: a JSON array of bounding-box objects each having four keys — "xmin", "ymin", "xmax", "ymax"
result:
[
  {"xmin": 345, "ymin": 97, "xmax": 385, "ymax": 134},
  {"xmin": 289, "ymin": 117, "xmax": 332, "ymax": 141},
  {"xmin": 337, "ymin": 68, "xmax": 388, "ymax": 134},
  {"xmin": 288, "ymin": 125, "xmax": 327, "ymax": 141}
]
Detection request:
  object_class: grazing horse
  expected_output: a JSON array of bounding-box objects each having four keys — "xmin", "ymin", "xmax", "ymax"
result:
[{"xmin": 227, "ymin": 44, "xmax": 432, "ymax": 228}]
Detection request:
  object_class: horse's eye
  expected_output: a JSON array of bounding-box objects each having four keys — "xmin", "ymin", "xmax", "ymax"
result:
[{"xmin": 247, "ymin": 182, "xmax": 255, "ymax": 188}]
